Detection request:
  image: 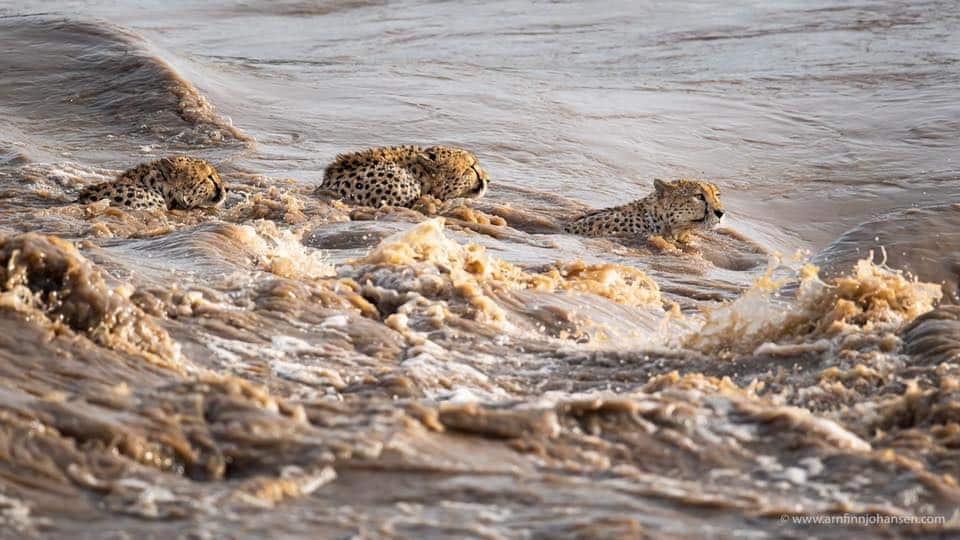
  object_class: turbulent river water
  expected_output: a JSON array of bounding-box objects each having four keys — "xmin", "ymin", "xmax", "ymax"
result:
[{"xmin": 0, "ymin": 1, "xmax": 959, "ymax": 538}]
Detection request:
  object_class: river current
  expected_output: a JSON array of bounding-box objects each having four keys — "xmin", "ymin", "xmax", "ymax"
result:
[{"xmin": 0, "ymin": 1, "xmax": 958, "ymax": 538}]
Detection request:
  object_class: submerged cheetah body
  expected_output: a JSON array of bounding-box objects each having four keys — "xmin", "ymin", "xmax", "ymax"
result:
[
  {"xmin": 319, "ymin": 145, "xmax": 489, "ymax": 208},
  {"xmin": 77, "ymin": 157, "xmax": 227, "ymax": 211},
  {"xmin": 566, "ymin": 179, "xmax": 725, "ymax": 240}
]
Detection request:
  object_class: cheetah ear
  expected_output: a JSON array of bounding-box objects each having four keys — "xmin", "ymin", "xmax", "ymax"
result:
[
  {"xmin": 413, "ymin": 150, "xmax": 438, "ymax": 173},
  {"xmin": 419, "ymin": 147, "xmax": 439, "ymax": 162},
  {"xmin": 653, "ymin": 178, "xmax": 668, "ymax": 194}
]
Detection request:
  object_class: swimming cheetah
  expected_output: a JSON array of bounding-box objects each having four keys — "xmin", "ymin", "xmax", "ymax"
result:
[
  {"xmin": 318, "ymin": 145, "xmax": 489, "ymax": 208},
  {"xmin": 565, "ymin": 179, "xmax": 725, "ymax": 240},
  {"xmin": 77, "ymin": 157, "xmax": 227, "ymax": 210}
]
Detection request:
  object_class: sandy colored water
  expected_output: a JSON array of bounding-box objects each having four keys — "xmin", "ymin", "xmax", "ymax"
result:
[{"xmin": 0, "ymin": 1, "xmax": 958, "ymax": 538}]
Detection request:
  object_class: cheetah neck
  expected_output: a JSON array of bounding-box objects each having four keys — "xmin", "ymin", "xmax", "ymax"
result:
[
  {"xmin": 124, "ymin": 162, "xmax": 175, "ymax": 209},
  {"xmin": 394, "ymin": 146, "xmax": 439, "ymax": 194},
  {"xmin": 623, "ymin": 195, "xmax": 668, "ymax": 236}
]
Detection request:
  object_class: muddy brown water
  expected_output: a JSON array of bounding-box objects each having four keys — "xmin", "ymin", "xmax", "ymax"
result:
[{"xmin": 0, "ymin": 1, "xmax": 959, "ymax": 538}]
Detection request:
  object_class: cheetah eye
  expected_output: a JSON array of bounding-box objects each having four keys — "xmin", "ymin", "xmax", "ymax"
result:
[
  {"xmin": 207, "ymin": 175, "xmax": 215, "ymax": 181},
  {"xmin": 697, "ymin": 193, "xmax": 706, "ymax": 201}
]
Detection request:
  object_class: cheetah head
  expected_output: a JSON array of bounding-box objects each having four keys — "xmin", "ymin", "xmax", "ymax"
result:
[
  {"xmin": 419, "ymin": 146, "xmax": 489, "ymax": 200},
  {"xmin": 653, "ymin": 178, "xmax": 725, "ymax": 237},
  {"xmin": 160, "ymin": 157, "xmax": 228, "ymax": 210}
]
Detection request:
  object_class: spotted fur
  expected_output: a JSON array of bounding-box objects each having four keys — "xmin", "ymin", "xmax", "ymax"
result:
[
  {"xmin": 77, "ymin": 157, "xmax": 227, "ymax": 211},
  {"xmin": 317, "ymin": 145, "xmax": 489, "ymax": 208},
  {"xmin": 565, "ymin": 179, "xmax": 725, "ymax": 240}
]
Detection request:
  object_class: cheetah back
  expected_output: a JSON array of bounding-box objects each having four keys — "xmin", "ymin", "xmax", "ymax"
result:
[
  {"xmin": 322, "ymin": 161, "xmax": 422, "ymax": 208},
  {"xmin": 77, "ymin": 181, "xmax": 167, "ymax": 210}
]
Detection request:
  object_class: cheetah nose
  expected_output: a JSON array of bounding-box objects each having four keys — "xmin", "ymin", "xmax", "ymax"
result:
[{"xmin": 714, "ymin": 209, "xmax": 724, "ymax": 219}]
